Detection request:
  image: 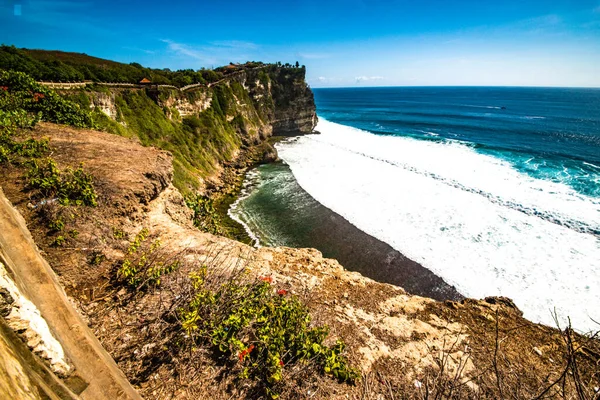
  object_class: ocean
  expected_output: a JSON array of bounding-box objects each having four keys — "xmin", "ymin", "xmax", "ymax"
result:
[{"xmin": 230, "ymin": 87, "xmax": 600, "ymax": 331}]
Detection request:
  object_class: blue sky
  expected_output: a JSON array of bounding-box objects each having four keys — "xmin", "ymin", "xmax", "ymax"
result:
[{"xmin": 1, "ymin": 0, "xmax": 600, "ymax": 87}]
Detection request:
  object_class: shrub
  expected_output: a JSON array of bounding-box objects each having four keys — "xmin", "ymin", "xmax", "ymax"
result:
[
  {"xmin": 0, "ymin": 125, "xmax": 48, "ymax": 164},
  {"xmin": 179, "ymin": 267, "xmax": 359, "ymax": 398},
  {"xmin": 48, "ymin": 218, "xmax": 65, "ymax": 232},
  {"xmin": 117, "ymin": 228, "xmax": 180, "ymax": 288},
  {"xmin": 27, "ymin": 158, "xmax": 98, "ymax": 206},
  {"xmin": 52, "ymin": 235, "xmax": 66, "ymax": 247},
  {"xmin": 0, "ymin": 69, "xmax": 97, "ymax": 128},
  {"xmin": 185, "ymin": 194, "xmax": 222, "ymax": 235}
]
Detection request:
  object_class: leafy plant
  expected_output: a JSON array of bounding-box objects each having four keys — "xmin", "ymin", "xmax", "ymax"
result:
[
  {"xmin": 27, "ymin": 158, "xmax": 98, "ymax": 206},
  {"xmin": 185, "ymin": 194, "xmax": 223, "ymax": 235},
  {"xmin": 89, "ymin": 251, "xmax": 106, "ymax": 266},
  {"xmin": 179, "ymin": 268, "xmax": 359, "ymax": 398},
  {"xmin": 112, "ymin": 226, "xmax": 126, "ymax": 239},
  {"xmin": 117, "ymin": 228, "xmax": 180, "ymax": 288},
  {"xmin": 48, "ymin": 218, "xmax": 65, "ymax": 232},
  {"xmin": 0, "ymin": 69, "xmax": 97, "ymax": 128},
  {"xmin": 52, "ymin": 235, "xmax": 66, "ymax": 247},
  {"xmin": 0, "ymin": 108, "xmax": 47, "ymax": 164}
]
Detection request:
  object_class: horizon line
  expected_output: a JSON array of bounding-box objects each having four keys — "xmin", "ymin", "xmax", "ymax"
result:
[{"xmin": 311, "ymin": 84, "xmax": 600, "ymax": 90}]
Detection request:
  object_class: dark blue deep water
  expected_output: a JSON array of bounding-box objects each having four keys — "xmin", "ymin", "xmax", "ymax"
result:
[{"xmin": 313, "ymin": 87, "xmax": 600, "ymax": 197}]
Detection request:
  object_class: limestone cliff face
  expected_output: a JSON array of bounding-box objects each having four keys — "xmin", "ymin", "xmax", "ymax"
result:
[
  {"xmin": 268, "ymin": 69, "xmax": 318, "ymax": 135},
  {"xmin": 76, "ymin": 65, "xmax": 317, "ymax": 191},
  {"xmin": 157, "ymin": 66, "xmax": 318, "ymax": 138},
  {"xmin": 89, "ymin": 92, "xmax": 117, "ymax": 120},
  {"xmin": 87, "ymin": 66, "xmax": 317, "ymax": 140}
]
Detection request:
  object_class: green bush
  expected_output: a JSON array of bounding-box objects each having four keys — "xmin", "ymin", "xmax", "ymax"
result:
[
  {"xmin": 0, "ymin": 109, "xmax": 47, "ymax": 164},
  {"xmin": 179, "ymin": 268, "xmax": 359, "ymax": 398},
  {"xmin": 117, "ymin": 228, "xmax": 180, "ymax": 288},
  {"xmin": 185, "ymin": 194, "xmax": 222, "ymax": 234},
  {"xmin": 27, "ymin": 158, "xmax": 98, "ymax": 206},
  {"xmin": 0, "ymin": 69, "xmax": 97, "ymax": 128}
]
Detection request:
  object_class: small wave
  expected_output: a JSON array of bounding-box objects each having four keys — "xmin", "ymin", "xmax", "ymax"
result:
[
  {"xmin": 583, "ymin": 161, "xmax": 600, "ymax": 170},
  {"xmin": 415, "ymin": 129, "xmax": 440, "ymax": 137},
  {"xmin": 228, "ymin": 169, "xmax": 263, "ymax": 247},
  {"xmin": 523, "ymin": 116, "xmax": 546, "ymax": 120},
  {"xmin": 460, "ymin": 104, "xmax": 502, "ymax": 110}
]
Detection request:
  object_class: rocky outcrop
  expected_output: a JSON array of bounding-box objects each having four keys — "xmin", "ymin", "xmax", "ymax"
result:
[
  {"xmin": 158, "ymin": 88, "xmax": 212, "ymax": 118},
  {"xmin": 90, "ymin": 66, "xmax": 317, "ymax": 141},
  {"xmin": 90, "ymin": 92, "xmax": 118, "ymax": 120},
  {"xmin": 269, "ymin": 69, "xmax": 318, "ymax": 135},
  {"xmin": 0, "ymin": 181, "xmax": 141, "ymax": 399}
]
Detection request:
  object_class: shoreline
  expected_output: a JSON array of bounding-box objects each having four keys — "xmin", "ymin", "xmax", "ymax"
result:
[
  {"xmin": 229, "ymin": 161, "xmax": 464, "ymax": 302},
  {"xmin": 209, "ymin": 140, "xmax": 282, "ymax": 245}
]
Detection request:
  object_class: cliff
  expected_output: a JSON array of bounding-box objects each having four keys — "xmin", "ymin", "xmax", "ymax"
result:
[{"xmin": 63, "ymin": 65, "xmax": 317, "ymax": 194}]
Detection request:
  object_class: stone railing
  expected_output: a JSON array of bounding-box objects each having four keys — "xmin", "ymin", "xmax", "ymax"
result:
[
  {"xmin": 37, "ymin": 66, "xmax": 273, "ymax": 92},
  {"xmin": 37, "ymin": 82, "xmax": 89, "ymax": 89}
]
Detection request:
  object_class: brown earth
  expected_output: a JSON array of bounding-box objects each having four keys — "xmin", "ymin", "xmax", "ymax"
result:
[{"xmin": 1, "ymin": 122, "xmax": 599, "ymax": 399}]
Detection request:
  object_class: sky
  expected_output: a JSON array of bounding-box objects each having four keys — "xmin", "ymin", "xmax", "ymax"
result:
[{"xmin": 1, "ymin": 0, "xmax": 600, "ymax": 87}]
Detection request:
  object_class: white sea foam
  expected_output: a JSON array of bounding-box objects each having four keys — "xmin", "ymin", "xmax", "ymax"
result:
[
  {"xmin": 228, "ymin": 169, "xmax": 262, "ymax": 247},
  {"xmin": 276, "ymin": 119, "xmax": 600, "ymax": 331}
]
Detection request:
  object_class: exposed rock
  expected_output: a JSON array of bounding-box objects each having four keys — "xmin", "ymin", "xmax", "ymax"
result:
[
  {"xmin": 0, "ymin": 262, "xmax": 72, "ymax": 377},
  {"xmin": 258, "ymin": 142, "xmax": 279, "ymax": 164},
  {"xmin": 484, "ymin": 296, "xmax": 523, "ymax": 315},
  {"xmin": 0, "ymin": 287, "xmax": 13, "ymax": 317},
  {"xmin": 90, "ymin": 92, "xmax": 117, "ymax": 119}
]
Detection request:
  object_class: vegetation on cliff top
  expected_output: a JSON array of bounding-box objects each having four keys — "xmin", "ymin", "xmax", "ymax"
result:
[
  {"xmin": 0, "ymin": 44, "xmax": 223, "ymax": 87},
  {"xmin": 0, "ymin": 69, "xmax": 99, "ymax": 247},
  {"xmin": 111, "ymin": 229, "xmax": 359, "ymax": 398},
  {"xmin": 0, "ymin": 45, "xmax": 306, "ymax": 88}
]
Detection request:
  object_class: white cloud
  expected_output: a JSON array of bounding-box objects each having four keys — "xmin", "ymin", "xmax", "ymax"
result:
[
  {"xmin": 297, "ymin": 52, "xmax": 330, "ymax": 60},
  {"xmin": 355, "ymin": 76, "xmax": 384, "ymax": 83},
  {"xmin": 318, "ymin": 76, "xmax": 327, "ymax": 81},
  {"xmin": 161, "ymin": 39, "xmax": 206, "ymax": 60},
  {"xmin": 209, "ymin": 40, "xmax": 259, "ymax": 50},
  {"xmin": 159, "ymin": 39, "xmax": 260, "ymax": 67},
  {"xmin": 122, "ymin": 46, "xmax": 156, "ymax": 55}
]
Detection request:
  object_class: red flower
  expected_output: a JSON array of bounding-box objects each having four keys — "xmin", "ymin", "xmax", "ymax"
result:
[
  {"xmin": 238, "ymin": 344, "xmax": 255, "ymax": 361},
  {"xmin": 32, "ymin": 93, "xmax": 45, "ymax": 102},
  {"xmin": 279, "ymin": 360, "xmax": 284, "ymax": 367},
  {"xmin": 260, "ymin": 276, "xmax": 273, "ymax": 284},
  {"xmin": 277, "ymin": 289, "xmax": 287, "ymax": 296},
  {"xmin": 0, "ymin": 86, "xmax": 8, "ymax": 91}
]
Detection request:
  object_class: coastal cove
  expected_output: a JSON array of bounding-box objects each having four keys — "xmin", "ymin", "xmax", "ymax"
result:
[
  {"xmin": 230, "ymin": 86, "xmax": 600, "ymax": 332},
  {"xmin": 229, "ymin": 162, "xmax": 463, "ymax": 301}
]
